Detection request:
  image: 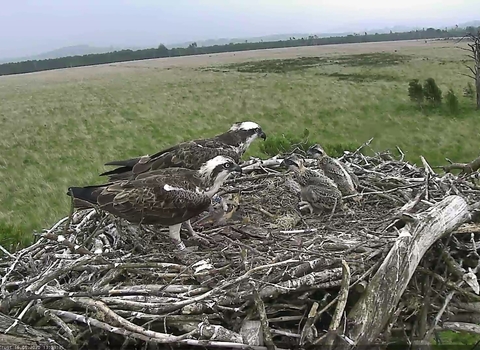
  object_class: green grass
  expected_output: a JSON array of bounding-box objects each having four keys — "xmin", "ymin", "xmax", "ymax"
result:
[{"xmin": 0, "ymin": 41, "xmax": 479, "ymax": 248}]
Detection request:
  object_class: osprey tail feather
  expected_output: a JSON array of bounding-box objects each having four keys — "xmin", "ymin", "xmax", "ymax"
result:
[
  {"xmin": 99, "ymin": 165, "xmax": 134, "ymax": 177},
  {"xmin": 67, "ymin": 185, "xmax": 105, "ymax": 208}
]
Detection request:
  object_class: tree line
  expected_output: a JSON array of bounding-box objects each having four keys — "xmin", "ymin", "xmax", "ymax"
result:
[{"xmin": 1, "ymin": 26, "xmax": 479, "ymax": 76}]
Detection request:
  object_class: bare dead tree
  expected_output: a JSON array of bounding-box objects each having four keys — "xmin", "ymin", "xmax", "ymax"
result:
[{"xmin": 457, "ymin": 29, "xmax": 480, "ymax": 109}]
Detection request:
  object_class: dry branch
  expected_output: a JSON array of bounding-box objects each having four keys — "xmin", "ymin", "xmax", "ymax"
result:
[{"xmin": 440, "ymin": 155, "xmax": 480, "ymax": 175}]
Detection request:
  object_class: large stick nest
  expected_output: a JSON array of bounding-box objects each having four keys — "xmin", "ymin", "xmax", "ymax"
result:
[{"xmin": 2, "ymin": 141, "xmax": 480, "ymax": 349}]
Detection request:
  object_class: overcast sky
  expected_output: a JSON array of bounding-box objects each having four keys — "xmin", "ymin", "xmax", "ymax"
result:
[{"xmin": 1, "ymin": 0, "xmax": 480, "ymax": 59}]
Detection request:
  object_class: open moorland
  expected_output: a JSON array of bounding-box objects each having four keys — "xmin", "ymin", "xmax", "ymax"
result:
[{"xmin": 0, "ymin": 39, "xmax": 478, "ymax": 247}]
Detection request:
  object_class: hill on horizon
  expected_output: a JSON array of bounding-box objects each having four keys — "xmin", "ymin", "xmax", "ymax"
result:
[
  {"xmin": 1, "ymin": 20, "xmax": 479, "ymax": 64},
  {"xmin": 0, "ymin": 44, "xmax": 146, "ymax": 64}
]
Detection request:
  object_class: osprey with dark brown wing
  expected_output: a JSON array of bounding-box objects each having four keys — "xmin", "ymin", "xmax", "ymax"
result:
[
  {"xmin": 99, "ymin": 121, "xmax": 267, "ymax": 181},
  {"xmin": 68, "ymin": 156, "xmax": 242, "ymax": 250}
]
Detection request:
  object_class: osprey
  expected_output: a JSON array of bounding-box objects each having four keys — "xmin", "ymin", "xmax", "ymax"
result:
[
  {"xmin": 67, "ymin": 156, "xmax": 242, "ymax": 251},
  {"xmin": 99, "ymin": 121, "xmax": 267, "ymax": 181},
  {"xmin": 281, "ymin": 154, "xmax": 343, "ymax": 214},
  {"xmin": 306, "ymin": 144, "xmax": 361, "ymax": 202}
]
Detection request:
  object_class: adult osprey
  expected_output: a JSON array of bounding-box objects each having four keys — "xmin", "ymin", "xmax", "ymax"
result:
[
  {"xmin": 67, "ymin": 156, "xmax": 242, "ymax": 250},
  {"xmin": 99, "ymin": 121, "xmax": 267, "ymax": 181},
  {"xmin": 306, "ymin": 144, "xmax": 361, "ymax": 202},
  {"xmin": 281, "ymin": 154, "xmax": 343, "ymax": 214}
]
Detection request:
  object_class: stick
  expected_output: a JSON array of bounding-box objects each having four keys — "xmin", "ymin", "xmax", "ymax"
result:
[
  {"xmin": 299, "ymin": 302, "xmax": 318, "ymax": 346},
  {"xmin": 329, "ymin": 260, "xmax": 351, "ymax": 332},
  {"xmin": 253, "ymin": 284, "xmax": 275, "ymax": 350},
  {"xmin": 420, "ymin": 155, "xmax": 435, "ymax": 176},
  {"xmin": 315, "ymin": 260, "xmax": 351, "ymax": 346}
]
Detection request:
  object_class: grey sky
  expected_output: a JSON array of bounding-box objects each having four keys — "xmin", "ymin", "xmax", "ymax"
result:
[{"xmin": 2, "ymin": 0, "xmax": 480, "ymax": 59}]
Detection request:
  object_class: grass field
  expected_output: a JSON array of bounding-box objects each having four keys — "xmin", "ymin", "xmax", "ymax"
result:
[{"xmin": 0, "ymin": 39, "xmax": 479, "ymax": 248}]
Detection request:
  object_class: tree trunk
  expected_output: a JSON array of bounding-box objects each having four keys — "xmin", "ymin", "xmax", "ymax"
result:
[
  {"xmin": 476, "ymin": 69, "xmax": 480, "ymax": 110},
  {"xmin": 345, "ymin": 195, "xmax": 471, "ymax": 346}
]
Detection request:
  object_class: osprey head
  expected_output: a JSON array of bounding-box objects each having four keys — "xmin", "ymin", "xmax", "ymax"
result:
[
  {"xmin": 306, "ymin": 144, "xmax": 327, "ymax": 159},
  {"xmin": 281, "ymin": 153, "xmax": 304, "ymax": 170},
  {"xmin": 200, "ymin": 155, "xmax": 243, "ymax": 182},
  {"xmin": 229, "ymin": 121, "xmax": 267, "ymax": 141}
]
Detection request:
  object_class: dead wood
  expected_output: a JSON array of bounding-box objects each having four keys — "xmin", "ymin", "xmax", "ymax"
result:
[
  {"xmin": 439, "ymin": 155, "xmax": 480, "ymax": 175},
  {"xmin": 346, "ymin": 195, "xmax": 472, "ymax": 345},
  {"xmin": 2, "ymin": 143, "xmax": 480, "ymax": 349}
]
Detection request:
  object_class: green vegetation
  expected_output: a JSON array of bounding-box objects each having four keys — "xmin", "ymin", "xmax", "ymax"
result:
[
  {"xmin": 423, "ymin": 77, "xmax": 443, "ymax": 105},
  {"xmin": 407, "ymin": 77, "xmax": 469, "ymax": 117},
  {"xmin": 408, "ymin": 79, "xmax": 425, "ymax": 105},
  {"xmin": 220, "ymin": 53, "xmax": 411, "ymax": 74},
  {"xmin": 0, "ymin": 26, "xmax": 478, "ymax": 76},
  {"xmin": 0, "ymin": 41, "xmax": 479, "ymax": 250},
  {"xmin": 446, "ymin": 88, "xmax": 460, "ymax": 114}
]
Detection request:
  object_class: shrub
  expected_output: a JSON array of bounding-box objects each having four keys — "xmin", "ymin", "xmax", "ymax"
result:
[
  {"xmin": 259, "ymin": 129, "xmax": 358, "ymax": 158},
  {"xmin": 464, "ymin": 82, "xmax": 475, "ymax": 98},
  {"xmin": 423, "ymin": 78, "xmax": 442, "ymax": 105},
  {"xmin": 408, "ymin": 79, "xmax": 424, "ymax": 104},
  {"xmin": 323, "ymin": 143, "xmax": 358, "ymax": 158},
  {"xmin": 445, "ymin": 88, "xmax": 459, "ymax": 114},
  {"xmin": 260, "ymin": 129, "xmax": 315, "ymax": 156}
]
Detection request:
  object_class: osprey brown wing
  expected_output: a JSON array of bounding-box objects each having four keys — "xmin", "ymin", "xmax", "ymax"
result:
[
  {"xmin": 133, "ymin": 167, "xmax": 204, "ymax": 189},
  {"xmin": 148, "ymin": 141, "xmax": 239, "ymax": 170},
  {"xmin": 100, "ymin": 141, "xmax": 239, "ymax": 181},
  {"xmin": 339, "ymin": 162, "xmax": 360, "ymax": 188},
  {"xmin": 95, "ymin": 176, "xmax": 211, "ymax": 226}
]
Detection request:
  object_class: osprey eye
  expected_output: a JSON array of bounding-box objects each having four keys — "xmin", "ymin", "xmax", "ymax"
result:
[{"xmin": 224, "ymin": 163, "xmax": 231, "ymax": 168}]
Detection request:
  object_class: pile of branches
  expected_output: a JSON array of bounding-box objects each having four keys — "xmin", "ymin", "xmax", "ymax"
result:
[{"xmin": 2, "ymin": 140, "xmax": 480, "ymax": 349}]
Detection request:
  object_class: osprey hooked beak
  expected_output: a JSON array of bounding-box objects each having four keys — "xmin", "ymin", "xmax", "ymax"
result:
[
  {"xmin": 258, "ymin": 129, "xmax": 267, "ymax": 140},
  {"xmin": 230, "ymin": 163, "xmax": 243, "ymax": 174},
  {"xmin": 223, "ymin": 161, "xmax": 243, "ymax": 178}
]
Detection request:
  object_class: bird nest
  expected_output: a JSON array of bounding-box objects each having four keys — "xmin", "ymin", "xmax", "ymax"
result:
[{"xmin": 2, "ymin": 141, "xmax": 480, "ymax": 349}]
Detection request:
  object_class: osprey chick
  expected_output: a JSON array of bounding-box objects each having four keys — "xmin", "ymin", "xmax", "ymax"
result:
[
  {"xmin": 99, "ymin": 121, "xmax": 267, "ymax": 181},
  {"xmin": 281, "ymin": 154, "xmax": 343, "ymax": 214},
  {"xmin": 68, "ymin": 156, "xmax": 242, "ymax": 251},
  {"xmin": 306, "ymin": 144, "xmax": 361, "ymax": 202}
]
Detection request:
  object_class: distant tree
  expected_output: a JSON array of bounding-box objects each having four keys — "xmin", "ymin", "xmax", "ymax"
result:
[
  {"xmin": 467, "ymin": 26, "xmax": 477, "ymax": 35},
  {"xmin": 157, "ymin": 44, "xmax": 169, "ymax": 57},
  {"xmin": 464, "ymin": 82, "xmax": 475, "ymax": 98},
  {"xmin": 408, "ymin": 79, "xmax": 424, "ymax": 105},
  {"xmin": 445, "ymin": 89, "xmax": 459, "ymax": 114},
  {"xmin": 423, "ymin": 78, "xmax": 443, "ymax": 105}
]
